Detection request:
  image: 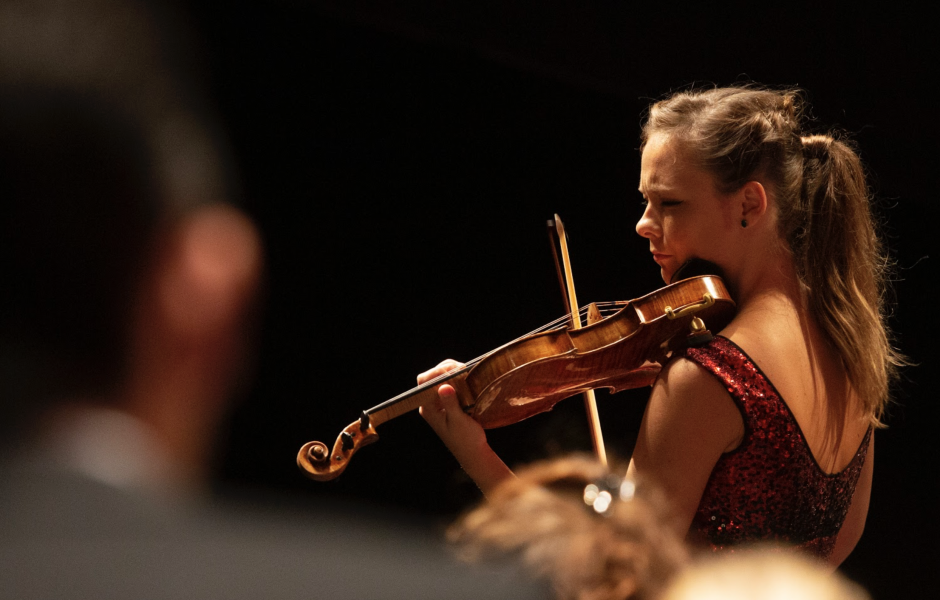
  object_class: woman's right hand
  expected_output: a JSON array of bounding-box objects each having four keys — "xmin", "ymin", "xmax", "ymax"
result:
[{"xmin": 418, "ymin": 359, "xmax": 514, "ymax": 495}]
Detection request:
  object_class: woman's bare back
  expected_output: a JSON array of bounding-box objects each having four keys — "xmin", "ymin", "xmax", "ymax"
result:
[{"xmin": 722, "ymin": 295, "xmax": 871, "ymax": 474}]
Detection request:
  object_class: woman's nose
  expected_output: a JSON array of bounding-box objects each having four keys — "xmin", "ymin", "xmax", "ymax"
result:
[{"xmin": 635, "ymin": 204, "xmax": 659, "ymax": 239}]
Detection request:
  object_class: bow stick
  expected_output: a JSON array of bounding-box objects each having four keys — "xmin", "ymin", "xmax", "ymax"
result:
[{"xmin": 549, "ymin": 214, "xmax": 608, "ymax": 467}]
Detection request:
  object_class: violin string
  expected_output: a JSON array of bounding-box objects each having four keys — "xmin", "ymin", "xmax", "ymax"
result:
[
  {"xmin": 369, "ymin": 301, "xmax": 630, "ymax": 414},
  {"xmin": 453, "ymin": 302, "xmax": 625, "ymax": 372},
  {"xmin": 409, "ymin": 301, "xmax": 626, "ymax": 392}
]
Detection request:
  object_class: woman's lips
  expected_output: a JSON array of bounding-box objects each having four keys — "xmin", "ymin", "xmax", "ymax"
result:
[{"xmin": 652, "ymin": 252, "xmax": 671, "ymax": 265}]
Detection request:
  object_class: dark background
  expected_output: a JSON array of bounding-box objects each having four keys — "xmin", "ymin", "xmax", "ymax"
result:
[{"xmin": 184, "ymin": 2, "xmax": 936, "ymax": 597}]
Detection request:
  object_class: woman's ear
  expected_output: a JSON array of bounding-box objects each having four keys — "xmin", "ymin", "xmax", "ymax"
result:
[{"xmin": 740, "ymin": 181, "xmax": 768, "ymax": 225}]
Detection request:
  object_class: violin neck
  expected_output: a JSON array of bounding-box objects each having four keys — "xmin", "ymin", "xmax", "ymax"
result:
[{"xmin": 366, "ymin": 364, "xmax": 471, "ymax": 427}]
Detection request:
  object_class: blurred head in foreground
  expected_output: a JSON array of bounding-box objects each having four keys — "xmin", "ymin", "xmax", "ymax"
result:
[
  {"xmin": 0, "ymin": 0, "xmax": 263, "ymax": 491},
  {"xmin": 448, "ymin": 454, "xmax": 689, "ymax": 600},
  {"xmin": 661, "ymin": 549, "xmax": 871, "ymax": 600}
]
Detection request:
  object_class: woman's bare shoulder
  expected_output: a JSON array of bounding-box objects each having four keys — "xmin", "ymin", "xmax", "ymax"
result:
[{"xmin": 647, "ymin": 354, "xmax": 745, "ymax": 450}]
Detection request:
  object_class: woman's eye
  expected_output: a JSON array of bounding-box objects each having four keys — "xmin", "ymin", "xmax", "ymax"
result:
[{"xmin": 639, "ymin": 197, "xmax": 681, "ymax": 211}]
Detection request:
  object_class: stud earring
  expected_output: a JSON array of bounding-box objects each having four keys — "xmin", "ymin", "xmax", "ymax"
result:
[{"xmin": 741, "ymin": 219, "xmax": 748, "ymax": 228}]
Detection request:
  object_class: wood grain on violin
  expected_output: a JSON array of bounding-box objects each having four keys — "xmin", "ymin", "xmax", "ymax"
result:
[{"xmin": 297, "ymin": 275, "xmax": 735, "ymax": 481}]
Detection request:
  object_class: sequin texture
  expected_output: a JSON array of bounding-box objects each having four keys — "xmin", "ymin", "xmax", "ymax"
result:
[{"xmin": 684, "ymin": 336, "xmax": 871, "ymax": 560}]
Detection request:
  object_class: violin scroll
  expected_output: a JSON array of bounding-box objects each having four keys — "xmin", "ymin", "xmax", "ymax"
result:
[{"xmin": 297, "ymin": 412, "xmax": 379, "ymax": 481}]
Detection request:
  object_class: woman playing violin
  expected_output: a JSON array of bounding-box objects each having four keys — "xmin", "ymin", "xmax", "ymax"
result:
[{"xmin": 419, "ymin": 85, "xmax": 904, "ymax": 567}]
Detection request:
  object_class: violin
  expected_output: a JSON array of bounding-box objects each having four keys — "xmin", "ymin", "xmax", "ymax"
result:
[{"xmin": 297, "ymin": 273, "xmax": 735, "ymax": 481}]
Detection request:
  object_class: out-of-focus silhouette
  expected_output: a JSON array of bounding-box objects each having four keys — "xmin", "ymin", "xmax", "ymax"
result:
[
  {"xmin": 0, "ymin": 2, "xmax": 543, "ymax": 598},
  {"xmin": 660, "ymin": 549, "xmax": 872, "ymax": 600}
]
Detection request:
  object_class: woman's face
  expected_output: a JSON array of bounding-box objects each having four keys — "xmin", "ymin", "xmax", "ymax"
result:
[{"xmin": 636, "ymin": 133, "xmax": 738, "ymax": 284}]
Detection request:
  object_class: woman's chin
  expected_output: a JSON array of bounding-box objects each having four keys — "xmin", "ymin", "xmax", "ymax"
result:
[{"xmin": 660, "ymin": 266, "xmax": 676, "ymax": 284}]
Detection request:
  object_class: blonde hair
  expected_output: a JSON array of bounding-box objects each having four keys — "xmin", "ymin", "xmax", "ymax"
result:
[
  {"xmin": 448, "ymin": 455, "xmax": 689, "ymax": 600},
  {"xmin": 641, "ymin": 85, "xmax": 904, "ymax": 425},
  {"xmin": 661, "ymin": 548, "xmax": 871, "ymax": 600}
]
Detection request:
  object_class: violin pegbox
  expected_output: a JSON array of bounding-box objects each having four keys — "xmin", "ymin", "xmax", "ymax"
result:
[{"xmin": 297, "ymin": 411, "xmax": 380, "ymax": 481}]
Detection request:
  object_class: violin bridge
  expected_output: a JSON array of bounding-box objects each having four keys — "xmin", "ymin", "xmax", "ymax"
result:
[{"xmin": 586, "ymin": 302, "xmax": 603, "ymax": 325}]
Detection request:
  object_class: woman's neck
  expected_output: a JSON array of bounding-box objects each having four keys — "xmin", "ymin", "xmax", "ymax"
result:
[{"xmin": 728, "ymin": 246, "xmax": 804, "ymax": 318}]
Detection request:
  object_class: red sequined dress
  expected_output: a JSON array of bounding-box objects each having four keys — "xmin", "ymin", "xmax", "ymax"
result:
[{"xmin": 682, "ymin": 336, "xmax": 872, "ymax": 560}]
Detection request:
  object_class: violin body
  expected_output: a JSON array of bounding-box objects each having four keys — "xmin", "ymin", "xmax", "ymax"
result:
[
  {"xmin": 462, "ymin": 275, "xmax": 734, "ymax": 428},
  {"xmin": 298, "ymin": 274, "xmax": 734, "ymax": 481},
  {"xmin": 466, "ymin": 276, "xmax": 734, "ymax": 429}
]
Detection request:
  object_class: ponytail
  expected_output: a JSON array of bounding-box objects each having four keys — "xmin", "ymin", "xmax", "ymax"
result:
[{"xmin": 798, "ymin": 134, "xmax": 901, "ymax": 425}]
